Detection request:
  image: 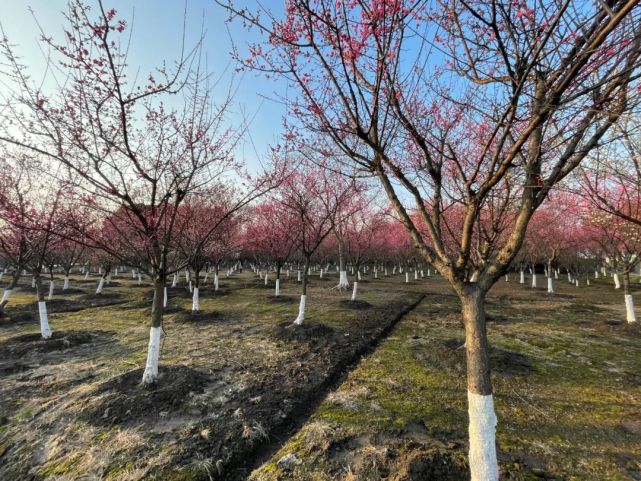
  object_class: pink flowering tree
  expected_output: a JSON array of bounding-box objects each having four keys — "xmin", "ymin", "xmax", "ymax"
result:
[
  {"xmin": 222, "ymin": 0, "xmax": 641, "ymax": 477},
  {"xmin": 0, "ymin": 1, "xmax": 274, "ymax": 384},
  {"xmin": 244, "ymin": 199, "xmax": 301, "ymax": 297}
]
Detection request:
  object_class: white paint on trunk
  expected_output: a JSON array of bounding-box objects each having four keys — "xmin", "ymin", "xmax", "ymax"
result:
[
  {"xmin": 385, "ymin": 268, "xmax": 389, "ymax": 276},
  {"xmin": 189, "ymin": 281, "xmax": 193, "ymax": 294},
  {"xmin": 264, "ymin": 274, "xmax": 269, "ymax": 286},
  {"xmin": 374, "ymin": 270, "xmax": 378, "ymax": 279},
  {"xmin": 214, "ymin": 274, "xmax": 219, "ymax": 291},
  {"xmin": 1, "ymin": 289, "xmax": 13, "ymax": 303},
  {"xmin": 0, "ymin": 272, "xmax": 3, "ymax": 282},
  {"xmin": 519, "ymin": 271, "xmax": 524, "ymax": 284},
  {"xmin": 625, "ymin": 294, "xmax": 636, "ymax": 323},
  {"xmin": 358, "ymin": 271, "xmax": 362, "ymax": 281},
  {"xmin": 192, "ymin": 287, "xmax": 200, "ymax": 312},
  {"xmin": 138, "ymin": 273, "xmax": 142, "ymax": 284},
  {"xmin": 141, "ymin": 326, "xmax": 162, "ymax": 384},
  {"xmin": 319, "ymin": 268, "xmax": 323, "ymax": 278},
  {"xmin": 554, "ymin": 270, "xmax": 559, "ymax": 280},
  {"xmin": 414, "ymin": 270, "xmax": 418, "ymax": 280},
  {"xmin": 505, "ymin": 274, "xmax": 509, "ymax": 282},
  {"xmin": 163, "ymin": 287, "xmax": 168, "ymax": 308},
  {"xmin": 84, "ymin": 271, "xmax": 89, "ymax": 280},
  {"xmin": 351, "ymin": 281, "xmax": 359, "ymax": 302},
  {"xmin": 132, "ymin": 269, "xmax": 136, "ymax": 279},
  {"xmin": 587, "ymin": 279, "xmax": 591, "ymax": 286},
  {"xmin": 31, "ymin": 278, "xmax": 36, "ymax": 288},
  {"xmin": 297, "ymin": 270, "xmax": 301, "ymax": 282},
  {"xmin": 405, "ymin": 272, "xmax": 409, "ymax": 283},
  {"xmin": 63, "ymin": 276, "xmax": 69, "ymax": 290},
  {"xmin": 275, "ymin": 279, "xmax": 280, "ymax": 297},
  {"xmin": 575, "ymin": 279, "xmax": 579, "ymax": 287},
  {"xmin": 38, "ymin": 301, "xmax": 52, "ymax": 339},
  {"xmin": 294, "ymin": 295, "xmax": 306, "ymax": 325},
  {"xmin": 171, "ymin": 273, "xmax": 178, "ymax": 288},
  {"xmin": 468, "ymin": 391, "xmax": 499, "ymax": 481},
  {"xmin": 96, "ymin": 278, "xmax": 105, "ymax": 294},
  {"xmin": 614, "ymin": 273, "xmax": 621, "ymax": 289},
  {"xmin": 337, "ymin": 270, "xmax": 349, "ymax": 289},
  {"xmin": 531, "ymin": 273, "xmax": 537, "ymax": 288},
  {"xmin": 594, "ymin": 270, "xmax": 599, "ymax": 279},
  {"xmin": 47, "ymin": 281, "xmax": 55, "ymax": 300},
  {"xmin": 547, "ymin": 277, "xmax": 554, "ymax": 293}
]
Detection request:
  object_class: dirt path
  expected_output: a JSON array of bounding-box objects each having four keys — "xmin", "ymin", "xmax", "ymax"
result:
[{"xmin": 238, "ymin": 294, "xmax": 426, "ymax": 481}]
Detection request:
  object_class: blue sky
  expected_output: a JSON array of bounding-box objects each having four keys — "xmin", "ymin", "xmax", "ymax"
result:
[{"xmin": 1, "ymin": 0, "xmax": 287, "ymax": 170}]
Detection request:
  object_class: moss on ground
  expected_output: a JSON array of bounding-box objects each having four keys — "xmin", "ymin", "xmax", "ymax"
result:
[{"xmin": 251, "ymin": 277, "xmax": 641, "ymax": 481}]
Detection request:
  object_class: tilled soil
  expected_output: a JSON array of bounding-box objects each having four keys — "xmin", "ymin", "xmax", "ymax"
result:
[{"xmin": 0, "ymin": 278, "xmax": 424, "ymax": 481}]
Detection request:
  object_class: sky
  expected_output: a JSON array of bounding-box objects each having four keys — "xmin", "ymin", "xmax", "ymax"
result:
[{"xmin": 0, "ymin": 0, "xmax": 287, "ymax": 170}]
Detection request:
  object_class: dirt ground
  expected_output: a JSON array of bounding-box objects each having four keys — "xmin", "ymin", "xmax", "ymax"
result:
[
  {"xmin": 0, "ymin": 270, "xmax": 425, "ymax": 480},
  {"xmin": 1, "ymin": 271, "xmax": 640, "ymax": 480},
  {"xmin": 249, "ymin": 274, "xmax": 641, "ymax": 481}
]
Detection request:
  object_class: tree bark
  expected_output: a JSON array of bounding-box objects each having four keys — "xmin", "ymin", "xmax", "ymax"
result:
[
  {"xmin": 142, "ymin": 276, "xmax": 165, "ymax": 384},
  {"xmin": 461, "ymin": 287, "xmax": 498, "ymax": 481}
]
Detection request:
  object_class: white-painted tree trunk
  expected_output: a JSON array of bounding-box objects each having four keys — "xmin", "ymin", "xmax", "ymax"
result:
[
  {"xmin": 531, "ymin": 273, "xmax": 537, "ymax": 288},
  {"xmin": 614, "ymin": 273, "xmax": 621, "ymax": 289},
  {"xmin": 293, "ymin": 295, "xmax": 306, "ymax": 325},
  {"xmin": 47, "ymin": 281, "xmax": 55, "ymax": 300},
  {"xmin": 575, "ymin": 279, "xmax": 579, "ymax": 287},
  {"xmin": 275, "ymin": 279, "xmax": 280, "ymax": 297},
  {"xmin": 393, "ymin": 266, "xmax": 397, "ymax": 275},
  {"xmin": 0, "ymin": 272, "xmax": 4, "ymax": 282},
  {"xmin": 587, "ymin": 279, "xmax": 590, "ymax": 286},
  {"xmin": 297, "ymin": 270, "xmax": 301, "ymax": 282},
  {"xmin": 96, "ymin": 278, "xmax": 105, "ymax": 294},
  {"xmin": 625, "ymin": 294, "xmax": 637, "ymax": 323},
  {"xmin": 192, "ymin": 287, "xmax": 200, "ymax": 312},
  {"xmin": 188, "ymin": 281, "xmax": 193, "ymax": 294},
  {"xmin": 374, "ymin": 270, "xmax": 378, "ymax": 279},
  {"xmin": 132, "ymin": 269, "xmax": 136, "ymax": 279},
  {"xmin": 385, "ymin": 268, "xmax": 389, "ymax": 276},
  {"xmin": 99, "ymin": 267, "xmax": 102, "ymax": 275},
  {"xmin": 1, "ymin": 289, "xmax": 13, "ymax": 303},
  {"xmin": 594, "ymin": 270, "xmax": 599, "ymax": 279},
  {"xmin": 414, "ymin": 270, "xmax": 418, "ymax": 280},
  {"xmin": 554, "ymin": 270, "xmax": 559, "ymax": 280},
  {"xmin": 63, "ymin": 276, "xmax": 69, "ymax": 290},
  {"xmin": 171, "ymin": 273, "xmax": 177, "ymax": 288},
  {"xmin": 351, "ymin": 281, "xmax": 359, "ymax": 301},
  {"xmin": 405, "ymin": 272, "xmax": 409, "ymax": 283},
  {"xmin": 505, "ymin": 274, "xmax": 509, "ymax": 282},
  {"xmin": 163, "ymin": 287, "xmax": 168, "ymax": 308},
  {"xmin": 519, "ymin": 271, "xmax": 524, "ymax": 284},
  {"xmin": 138, "ymin": 273, "xmax": 142, "ymax": 284},
  {"xmin": 358, "ymin": 271, "xmax": 362, "ymax": 281},
  {"xmin": 84, "ymin": 271, "xmax": 89, "ymax": 280},
  {"xmin": 427, "ymin": 268, "xmax": 431, "ymax": 277},
  {"xmin": 214, "ymin": 274, "xmax": 219, "ymax": 291},
  {"xmin": 264, "ymin": 274, "xmax": 269, "ymax": 286},
  {"xmin": 468, "ymin": 392, "xmax": 499, "ymax": 481},
  {"xmin": 31, "ymin": 277, "xmax": 36, "ymax": 288},
  {"xmin": 547, "ymin": 277, "xmax": 554, "ymax": 293},
  {"xmin": 141, "ymin": 326, "xmax": 162, "ymax": 384},
  {"xmin": 319, "ymin": 268, "xmax": 323, "ymax": 278},
  {"xmin": 38, "ymin": 301, "xmax": 52, "ymax": 339},
  {"xmin": 337, "ymin": 270, "xmax": 349, "ymax": 289}
]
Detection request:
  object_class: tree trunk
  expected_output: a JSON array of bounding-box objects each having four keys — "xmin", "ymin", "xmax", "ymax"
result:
[
  {"xmin": 294, "ymin": 256, "xmax": 310, "ymax": 325},
  {"xmin": 35, "ymin": 270, "xmax": 52, "ymax": 339},
  {"xmin": 337, "ymin": 242, "xmax": 349, "ymax": 289},
  {"xmin": 275, "ymin": 264, "xmax": 281, "ymax": 297},
  {"xmin": 624, "ymin": 270, "xmax": 636, "ymax": 323},
  {"xmin": 461, "ymin": 289, "xmax": 498, "ymax": 481},
  {"xmin": 142, "ymin": 276, "xmax": 165, "ymax": 385},
  {"xmin": 0, "ymin": 270, "xmax": 21, "ymax": 315}
]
